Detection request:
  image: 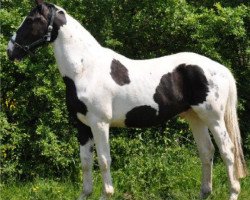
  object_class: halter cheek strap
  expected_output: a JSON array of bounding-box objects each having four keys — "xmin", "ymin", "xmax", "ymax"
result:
[
  {"xmin": 45, "ymin": 7, "xmax": 55, "ymax": 42},
  {"xmin": 11, "ymin": 7, "xmax": 56, "ymax": 55}
]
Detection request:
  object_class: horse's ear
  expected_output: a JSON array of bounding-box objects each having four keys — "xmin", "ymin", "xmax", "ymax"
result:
[
  {"xmin": 35, "ymin": 0, "xmax": 45, "ymax": 13},
  {"xmin": 35, "ymin": 0, "xmax": 44, "ymax": 5}
]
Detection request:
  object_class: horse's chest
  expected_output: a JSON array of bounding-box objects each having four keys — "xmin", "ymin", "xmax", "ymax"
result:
[{"xmin": 63, "ymin": 76, "xmax": 88, "ymax": 119}]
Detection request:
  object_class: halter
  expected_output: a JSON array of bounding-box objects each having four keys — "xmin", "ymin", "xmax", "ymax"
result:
[{"xmin": 11, "ymin": 6, "xmax": 56, "ymax": 55}]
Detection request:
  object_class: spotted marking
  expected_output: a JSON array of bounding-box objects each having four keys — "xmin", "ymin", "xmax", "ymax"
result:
[
  {"xmin": 220, "ymin": 105, "xmax": 224, "ymax": 111},
  {"xmin": 211, "ymin": 71, "xmax": 216, "ymax": 76},
  {"xmin": 214, "ymin": 84, "xmax": 219, "ymax": 91},
  {"xmin": 223, "ymin": 131, "xmax": 227, "ymax": 138},
  {"xmin": 215, "ymin": 92, "xmax": 219, "ymax": 100},
  {"xmin": 208, "ymin": 79, "xmax": 215, "ymax": 89},
  {"xmin": 205, "ymin": 104, "xmax": 213, "ymax": 110},
  {"xmin": 110, "ymin": 59, "xmax": 130, "ymax": 86}
]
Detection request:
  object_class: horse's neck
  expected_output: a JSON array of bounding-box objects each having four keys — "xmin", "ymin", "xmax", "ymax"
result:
[{"xmin": 53, "ymin": 14, "xmax": 104, "ymax": 78}]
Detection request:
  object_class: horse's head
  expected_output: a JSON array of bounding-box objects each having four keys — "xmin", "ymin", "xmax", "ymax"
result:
[{"xmin": 7, "ymin": 0, "xmax": 66, "ymax": 61}]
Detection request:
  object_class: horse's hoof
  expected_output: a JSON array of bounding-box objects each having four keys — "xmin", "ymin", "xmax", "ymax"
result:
[
  {"xmin": 78, "ymin": 192, "xmax": 91, "ymax": 200},
  {"xmin": 229, "ymin": 192, "xmax": 239, "ymax": 200},
  {"xmin": 99, "ymin": 186, "xmax": 114, "ymax": 200},
  {"xmin": 200, "ymin": 188, "xmax": 212, "ymax": 199}
]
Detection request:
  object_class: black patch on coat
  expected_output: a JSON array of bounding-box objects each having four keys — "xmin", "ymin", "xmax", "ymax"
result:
[
  {"xmin": 170, "ymin": 64, "xmax": 209, "ymax": 105},
  {"xmin": 63, "ymin": 76, "xmax": 92, "ymax": 145},
  {"xmin": 125, "ymin": 64, "xmax": 209, "ymax": 128},
  {"xmin": 63, "ymin": 76, "xmax": 87, "ymax": 116},
  {"xmin": 76, "ymin": 120, "xmax": 93, "ymax": 146},
  {"xmin": 125, "ymin": 106, "xmax": 158, "ymax": 128},
  {"xmin": 110, "ymin": 59, "xmax": 130, "ymax": 86}
]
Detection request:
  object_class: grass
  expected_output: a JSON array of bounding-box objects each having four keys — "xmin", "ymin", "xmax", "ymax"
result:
[
  {"xmin": 1, "ymin": 136, "xmax": 250, "ymax": 200},
  {"xmin": 0, "ymin": 179, "xmax": 79, "ymax": 200},
  {"xmin": 1, "ymin": 162, "xmax": 249, "ymax": 200}
]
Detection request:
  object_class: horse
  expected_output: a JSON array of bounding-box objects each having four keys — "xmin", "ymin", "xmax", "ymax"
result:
[{"xmin": 7, "ymin": 1, "xmax": 247, "ymax": 199}]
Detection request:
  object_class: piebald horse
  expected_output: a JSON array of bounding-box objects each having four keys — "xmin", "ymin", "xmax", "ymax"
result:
[{"xmin": 7, "ymin": 1, "xmax": 247, "ymax": 199}]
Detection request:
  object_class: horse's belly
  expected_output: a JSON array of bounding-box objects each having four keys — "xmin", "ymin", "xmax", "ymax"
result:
[{"xmin": 111, "ymin": 94, "xmax": 190, "ymax": 128}]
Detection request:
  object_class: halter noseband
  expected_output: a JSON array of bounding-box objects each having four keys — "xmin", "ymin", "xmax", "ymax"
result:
[{"xmin": 11, "ymin": 6, "xmax": 56, "ymax": 55}]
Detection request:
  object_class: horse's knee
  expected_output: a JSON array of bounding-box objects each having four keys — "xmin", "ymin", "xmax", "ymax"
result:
[
  {"xmin": 82, "ymin": 162, "xmax": 91, "ymax": 172},
  {"xmin": 220, "ymin": 147, "xmax": 234, "ymax": 165},
  {"xmin": 206, "ymin": 143, "xmax": 215, "ymax": 158},
  {"xmin": 81, "ymin": 153, "xmax": 92, "ymax": 171},
  {"xmin": 99, "ymin": 155, "xmax": 111, "ymax": 171}
]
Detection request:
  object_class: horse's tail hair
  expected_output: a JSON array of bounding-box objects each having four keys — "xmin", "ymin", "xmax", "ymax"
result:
[{"xmin": 225, "ymin": 72, "xmax": 248, "ymax": 179}]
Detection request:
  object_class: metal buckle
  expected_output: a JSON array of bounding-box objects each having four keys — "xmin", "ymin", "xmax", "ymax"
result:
[
  {"xmin": 48, "ymin": 25, "xmax": 53, "ymax": 32},
  {"xmin": 24, "ymin": 46, "xmax": 29, "ymax": 51},
  {"xmin": 44, "ymin": 34, "xmax": 51, "ymax": 42}
]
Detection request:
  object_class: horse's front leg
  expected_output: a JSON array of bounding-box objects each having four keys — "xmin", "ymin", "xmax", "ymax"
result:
[
  {"xmin": 77, "ymin": 122, "xmax": 94, "ymax": 200},
  {"xmin": 90, "ymin": 120, "xmax": 114, "ymax": 199},
  {"xmin": 184, "ymin": 111, "xmax": 215, "ymax": 199}
]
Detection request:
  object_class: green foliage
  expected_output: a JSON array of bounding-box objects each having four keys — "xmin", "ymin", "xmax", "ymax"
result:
[
  {"xmin": 0, "ymin": 178, "xmax": 80, "ymax": 200},
  {"xmin": 111, "ymin": 140, "xmax": 200, "ymax": 199},
  {"xmin": 1, "ymin": 153, "xmax": 250, "ymax": 199},
  {"xmin": 1, "ymin": 0, "xmax": 249, "ymax": 185}
]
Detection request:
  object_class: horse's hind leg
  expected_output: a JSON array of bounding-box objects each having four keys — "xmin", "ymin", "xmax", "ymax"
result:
[
  {"xmin": 192, "ymin": 106, "xmax": 240, "ymax": 200},
  {"xmin": 183, "ymin": 110, "xmax": 215, "ymax": 199},
  {"xmin": 207, "ymin": 119, "xmax": 240, "ymax": 200}
]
